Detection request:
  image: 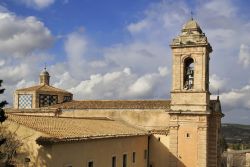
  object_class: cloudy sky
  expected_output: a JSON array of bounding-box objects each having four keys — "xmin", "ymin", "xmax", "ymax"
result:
[{"xmin": 0, "ymin": 0, "xmax": 249, "ymax": 124}]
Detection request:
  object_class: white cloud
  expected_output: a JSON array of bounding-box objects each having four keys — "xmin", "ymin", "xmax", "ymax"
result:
[
  {"xmin": 127, "ymin": 66, "xmax": 168, "ymax": 98},
  {"xmin": 69, "ymin": 69, "xmax": 132, "ymax": 99},
  {"xmin": 127, "ymin": 20, "xmax": 149, "ymax": 34},
  {"xmin": 128, "ymin": 74, "xmax": 155, "ymax": 97},
  {"xmin": 205, "ymin": 28, "xmax": 237, "ymax": 49},
  {"xmin": 158, "ymin": 66, "xmax": 168, "ymax": 76},
  {"xmin": 0, "ymin": 12, "xmax": 53, "ymax": 57},
  {"xmin": 220, "ymin": 85, "xmax": 250, "ymax": 110},
  {"xmin": 126, "ymin": 1, "xmax": 188, "ymax": 39},
  {"xmin": 203, "ymin": 0, "xmax": 236, "ymax": 18},
  {"xmin": 69, "ymin": 67, "xmax": 169, "ymax": 99},
  {"xmin": 0, "ymin": 64, "xmax": 30, "ymax": 84},
  {"xmin": 20, "ymin": 0, "xmax": 55, "ymax": 9},
  {"xmin": 62, "ymin": 29, "xmax": 112, "ymax": 79},
  {"xmin": 210, "ymin": 74, "xmax": 226, "ymax": 93},
  {"xmin": 239, "ymin": 44, "xmax": 250, "ymax": 68},
  {"xmin": 65, "ymin": 31, "xmax": 87, "ymax": 58},
  {"xmin": 16, "ymin": 79, "xmax": 36, "ymax": 89},
  {"xmin": 90, "ymin": 61, "xmax": 107, "ymax": 68},
  {"xmin": 0, "ymin": 8, "xmax": 54, "ymax": 104},
  {"xmin": 52, "ymin": 72, "xmax": 78, "ymax": 90},
  {"xmin": 214, "ymin": 84, "xmax": 250, "ymax": 124},
  {"xmin": 0, "ymin": 59, "xmax": 5, "ymax": 66},
  {"xmin": 104, "ymin": 42, "xmax": 169, "ymax": 74}
]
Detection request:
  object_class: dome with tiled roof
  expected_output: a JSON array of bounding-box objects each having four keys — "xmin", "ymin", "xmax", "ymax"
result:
[
  {"xmin": 40, "ymin": 67, "xmax": 50, "ymax": 85},
  {"xmin": 14, "ymin": 68, "xmax": 73, "ymax": 109}
]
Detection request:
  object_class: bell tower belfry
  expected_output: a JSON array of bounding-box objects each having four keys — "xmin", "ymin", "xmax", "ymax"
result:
[
  {"xmin": 170, "ymin": 18, "xmax": 212, "ymax": 112},
  {"xmin": 168, "ymin": 19, "xmax": 217, "ymax": 167}
]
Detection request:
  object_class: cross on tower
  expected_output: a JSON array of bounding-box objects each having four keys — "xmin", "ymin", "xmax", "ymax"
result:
[{"xmin": 191, "ymin": 11, "xmax": 194, "ymax": 20}]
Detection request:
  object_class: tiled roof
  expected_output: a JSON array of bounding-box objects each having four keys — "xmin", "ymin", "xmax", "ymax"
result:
[
  {"xmin": 16, "ymin": 84, "xmax": 72, "ymax": 94},
  {"xmin": 5, "ymin": 108, "xmax": 56, "ymax": 113},
  {"xmin": 7, "ymin": 114, "xmax": 148, "ymax": 144},
  {"xmin": 48, "ymin": 100, "xmax": 171, "ymax": 109}
]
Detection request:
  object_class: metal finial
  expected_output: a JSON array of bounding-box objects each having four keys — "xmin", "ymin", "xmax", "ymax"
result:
[
  {"xmin": 44, "ymin": 63, "xmax": 47, "ymax": 71},
  {"xmin": 217, "ymin": 89, "xmax": 220, "ymax": 100},
  {"xmin": 190, "ymin": 11, "xmax": 194, "ymax": 20}
]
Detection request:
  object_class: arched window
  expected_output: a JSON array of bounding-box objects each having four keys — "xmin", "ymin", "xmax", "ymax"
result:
[{"xmin": 184, "ymin": 57, "xmax": 194, "ymax": 90}]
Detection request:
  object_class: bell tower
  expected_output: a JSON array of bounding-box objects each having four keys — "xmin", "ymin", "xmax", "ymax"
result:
[
  {"xmin": 168, "ymin": 19, "xmax": 215, "ymax": 167},
  {"xmin": 170, "ymin": 18, "xmax": 212, "ymax": 112}
]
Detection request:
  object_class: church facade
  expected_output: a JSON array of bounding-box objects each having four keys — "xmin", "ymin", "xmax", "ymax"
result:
[{"xmin": 5, "ymin": 19, "xmax": 223, "ymax": 167}]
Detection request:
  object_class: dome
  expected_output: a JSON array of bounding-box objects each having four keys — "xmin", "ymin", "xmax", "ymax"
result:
[
  {"xmin": 182, "ymin": 19, "xmax": 202, "ymax": 33},
  {"xmin": 40, "ymin": 67, "xmax": 50, "ymax": 85}
]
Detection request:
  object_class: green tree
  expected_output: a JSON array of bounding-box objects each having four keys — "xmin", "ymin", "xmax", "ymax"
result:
[
  {"xmin": 0, "ymin": 80, "xmax": 7, "ymax": 146},
  {"xmin": 0, "ymin": 80, "xmax": 23, "ymax": 166},
  {"xmin": 0, "ymin": 127, "xmax": 23, "ymax": 166}
]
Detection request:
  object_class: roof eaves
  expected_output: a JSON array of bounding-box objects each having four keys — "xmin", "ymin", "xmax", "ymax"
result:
[{"xmin": 36, "ymin": 133, "xmax": 149, "ymax": 145}]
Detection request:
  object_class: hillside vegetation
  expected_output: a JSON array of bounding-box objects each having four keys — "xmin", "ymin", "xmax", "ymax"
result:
[{"xmin": 221, "ymin": 123, "xmax": 250, "ymax": 150}]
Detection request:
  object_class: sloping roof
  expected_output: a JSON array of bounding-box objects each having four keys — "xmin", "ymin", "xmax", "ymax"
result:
[
  {"xmin": 48, "ymin": 100, "xmax": 171, "ymax": 109},
  {"xmin": 7, "ymin": 114, "xmax": 148, "ymax": 144},
  {"xmin": 16, "ymin": 84, "xmax": 72, "ymax": 94}
]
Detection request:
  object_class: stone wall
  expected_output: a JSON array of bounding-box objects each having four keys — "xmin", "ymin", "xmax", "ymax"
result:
[
  {"xmin": 61, "ymin": 109, "xmax": 170, "ymax": 130},
  {"xmin": 49, "ymin": 136, "xmax": 148, "ymax": 167}
]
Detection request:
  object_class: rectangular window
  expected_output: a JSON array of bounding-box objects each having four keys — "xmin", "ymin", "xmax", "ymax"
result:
[
  {"xmin": 132, "ymin": 152, "xmax": 136, "ymax": 163},
  {"xmin": 63, "ymin": 96, "xmax": 72, "ymax": 102},
  {"xmin": 123, "ymin": 154, "xmax": 127, "ymax": 167},
  {"xmin": 112, "ymin": 156, "xmax": 116, "ymax": 167},
  {"xmin": 39, "ymin": 94, "xmax": 58, "ymax": 107},
  {"xmin": 88, "ymin": 161, "xmax": 93, "ymax": 167},
  {"xmin": 18, "ymin": 94, "xmax": 32, "ymax": 109},
  {"xmin": 144, "ymin": 149, "xmax": 147, "ymax": 160}
]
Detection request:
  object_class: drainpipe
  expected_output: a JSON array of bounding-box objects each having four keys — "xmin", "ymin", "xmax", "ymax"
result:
[{"xmin": 147, "ymin": 135, "xmax": 150, "ymax": 167}]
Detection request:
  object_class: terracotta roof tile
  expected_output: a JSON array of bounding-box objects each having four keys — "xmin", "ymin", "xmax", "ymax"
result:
[
  {"xmin": 48, "ymin": 100, "xmax": 170, "ymax": 109},
  {"xmin": 16, "ymin": 84, "xmax": 72, "ymax": 94},
  {"xmin": 7, "ymin": 114, "xmax": 148, "ymax": 144}
]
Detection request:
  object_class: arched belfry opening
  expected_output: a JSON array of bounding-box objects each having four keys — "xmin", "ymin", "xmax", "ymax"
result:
[{"xmin": 183, "ymin": 57, "xmax": 194, "ymax": 90}]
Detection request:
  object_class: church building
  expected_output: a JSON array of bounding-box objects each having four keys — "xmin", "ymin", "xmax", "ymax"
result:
[{"xmin": 5, "ymin": 19, "xmax": 223, "ymax": 167}]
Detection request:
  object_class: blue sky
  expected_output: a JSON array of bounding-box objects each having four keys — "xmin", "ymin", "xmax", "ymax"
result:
[{"xmin": 0, "ymin": 0, "xmax": 250, "ymax": 124}]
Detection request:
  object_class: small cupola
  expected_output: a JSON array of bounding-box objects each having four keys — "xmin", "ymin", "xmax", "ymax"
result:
[
  {"xmin": 181, "ymin": 18, "xmax": 202, "ymax": 34},
  {"xmin": 39, "ymin": 67, "xmax": 50, "ymax": 85}
]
